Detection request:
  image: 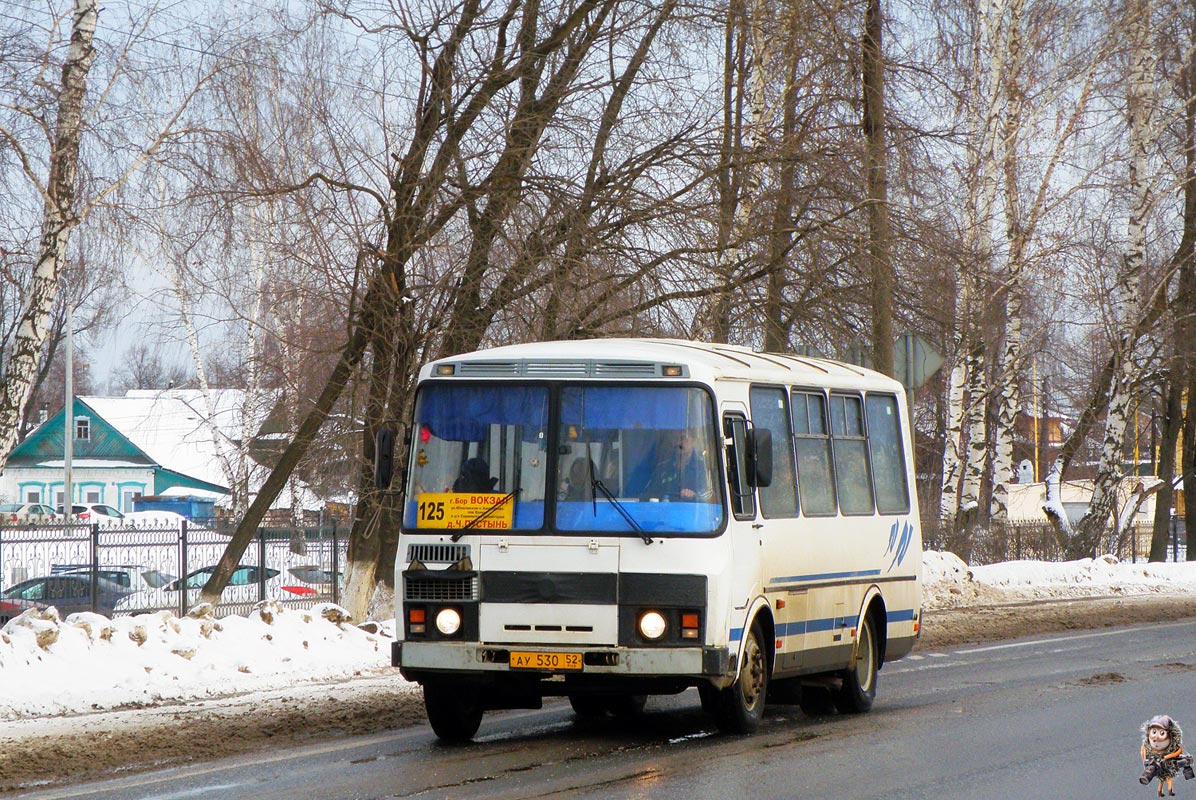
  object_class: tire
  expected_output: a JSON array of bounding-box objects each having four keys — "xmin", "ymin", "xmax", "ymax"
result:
[
  {"xmin": 697, "ymin": 682, "xmax": 720, "ymax": 714},
  {"xmin": 834, "ymin": 611, "xmax": 878, "ymax": 714},
  {"xmin": 423, "ymin": 680, "xmax": 484, "ymax": 743},
  {"xmin": 714, "ymin": 620, "xmax": 769, "ymax": 734}
]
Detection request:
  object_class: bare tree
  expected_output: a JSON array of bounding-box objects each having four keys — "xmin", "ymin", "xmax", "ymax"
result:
[{"xmin": 109, "ymin": 342, "xmax": 192, "ymax": 392}]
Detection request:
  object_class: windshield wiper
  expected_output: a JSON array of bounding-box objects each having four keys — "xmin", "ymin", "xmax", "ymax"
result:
[
  {"xmin": 451, "ymin": 488, "xmax": 520, "ymax": 542},
  {"xmin": 591, "ymin": 479, "xmax": 653, "ymax": 545}
]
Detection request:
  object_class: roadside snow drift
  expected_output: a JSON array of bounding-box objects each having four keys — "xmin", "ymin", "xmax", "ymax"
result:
[
  {"xmin": 7, "ymin": 550, "xmax": 1196, "ymax": 720},
  {"xmin": 922, "ymin": 550, "xmax": 1196, "ymax": 609},
  {"xmin": 0, "ymin": 601, "xmax": 395, "ymax": 718}
]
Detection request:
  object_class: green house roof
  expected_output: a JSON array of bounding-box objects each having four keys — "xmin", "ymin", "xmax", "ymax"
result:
[{"xmin": 9, "ymin": 398, "xmax": 155, "ymax": 466}]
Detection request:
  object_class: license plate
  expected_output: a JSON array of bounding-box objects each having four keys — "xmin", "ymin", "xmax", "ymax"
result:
[{"xmin": 509, "ymin": 650, "xmax": 583, "ymax": 671}]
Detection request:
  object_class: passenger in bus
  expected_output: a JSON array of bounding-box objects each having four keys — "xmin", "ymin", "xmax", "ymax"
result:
[
  {"xmin": 645, "ymin": 430, "xmax": 711, "ymax": 501},
  {"xmin": 563, "ymin": 458, "xmax": 596, "ymax": 501},
  {"xmin": 453, "ymin": 458, "xmax": 498, "ymax": 492}
]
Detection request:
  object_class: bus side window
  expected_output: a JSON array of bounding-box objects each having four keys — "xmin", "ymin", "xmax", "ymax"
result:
[
  {"xmin": 724, "ymin": 414, "xmax": 756, "ymax": 519},
  {"xmin": 830, "ymin": 394, "xmax": 875, "ymax": 515},
  {"xmin": 866, "ymin": 394, "xmax": 911, "ymax": 514},
  {"xmin": 749, "ymin": 386, "xmax": 797, "ymax": 518},
  {"xmin": 792, "ymin": 390, "xmax": 836, "ymax": 516}
]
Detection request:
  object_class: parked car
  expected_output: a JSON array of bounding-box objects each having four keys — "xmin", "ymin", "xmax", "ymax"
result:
[
  {"xmin": 123, "ymin": 563, "xmax": 305, "ymax": 607},
  {"xmin": 56, "ymin": 504, "xmax": 125, "ymax": 523},
  {"xmin": 0, "ymin": 574, "xmax": 133, "ymax": 623},
  {"xmin": 0, "ymin": 502, "xmax": 58, "ymax": 523},
  {"xmin": 285, "ymin": 565, "xmax": 344, "ymax": 597},
  {"xmin": 51, "ymin": 563, "xmax": 177, "ymax": 593}
]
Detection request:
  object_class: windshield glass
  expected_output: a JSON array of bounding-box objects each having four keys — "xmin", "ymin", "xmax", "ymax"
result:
[
  {"xmin": 404, "ymin": 384, "xmax": 549, "ymax": 530},
  {"xmin": 556, "ymin": 386, "xmax": 723, "ymax": 534}
]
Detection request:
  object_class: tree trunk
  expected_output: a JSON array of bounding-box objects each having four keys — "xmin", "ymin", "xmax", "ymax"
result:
[
  {"xmin": 1150, "ymin": 380, "xmax": 1181, "ymax": 561},
  {"xmin": 1073, "ymin": 0, "xmax": 1155, "ymax": 558},
  {"xmin": 0, "ymin": 0, "xmax": 97, "ymax": 471},
  {"xmin": 862, "ymin": 0, "xmax": 894, "ymax": 377}
]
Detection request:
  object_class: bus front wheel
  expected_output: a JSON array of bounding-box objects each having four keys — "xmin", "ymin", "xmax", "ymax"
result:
[
  {"xmin": 714, "ymin": 620, "xmax": 768, "ymax": 734},
  {"xmin": 834, "ymin": 612, "xmax": 877, "ymax": 714},
  {"xmin": 423, "ymin": 680, "xmax": 484, "ymax": 743}
]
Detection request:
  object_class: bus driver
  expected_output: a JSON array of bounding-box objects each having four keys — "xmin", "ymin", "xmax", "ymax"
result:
[{"xmin": 646, "ymin": 430, "xmax": 711, "ymax": 501}]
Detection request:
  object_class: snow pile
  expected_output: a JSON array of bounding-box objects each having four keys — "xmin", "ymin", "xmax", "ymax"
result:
[
  {"xmin": 6, "ymin": 551, "xmax": 1196, "ymax": 720},
  {"xmin": 0, "ymin": 601, "xmax": 396, "ymax": 718},
  {"xmin": 923, "ymin": 550, "xmax": 1196, "ymax": 610}
]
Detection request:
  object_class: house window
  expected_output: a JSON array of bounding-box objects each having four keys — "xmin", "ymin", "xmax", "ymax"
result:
[
  {"xmin": 24, "ymin": 489, "xmax": 40, "ymax": 503},
  {"xmin": 75, "ymin": 416, "xmax": 90, "ymax": 441},
  {"xmin": 85, "ymin": 489, "xmax": 101, "ymax": 503}
]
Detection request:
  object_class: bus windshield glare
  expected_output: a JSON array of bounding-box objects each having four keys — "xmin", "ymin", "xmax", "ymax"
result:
[{"xmin": 403, "ymin": 383, "xmax": 724, "ymax": 535}]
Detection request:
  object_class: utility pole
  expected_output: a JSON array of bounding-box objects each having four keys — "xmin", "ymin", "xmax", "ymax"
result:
[{"xmin": 63, "ymin": 304, "xmax": 72, "ymax": 515}]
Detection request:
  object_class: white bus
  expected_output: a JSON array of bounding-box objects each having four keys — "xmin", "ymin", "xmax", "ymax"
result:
[{"xmin": 381, "ymin": 338, "xmax": 922, "ymax": 741}]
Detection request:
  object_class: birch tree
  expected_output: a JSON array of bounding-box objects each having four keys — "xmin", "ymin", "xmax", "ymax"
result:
[
  {"xmin": 940, "ymin": 0, "xmax": 1010, "ymax": 535},
  {"xmin": 1044, "ymin": 0, "xmax": 1164, "ymax": 555},
  {"xmin": 0, "ymin": 0, "xmax": 210, "ymax": 469},
  {"xmin": 0, "ymin": 0, "xmax": 98, "ymax": 470}
]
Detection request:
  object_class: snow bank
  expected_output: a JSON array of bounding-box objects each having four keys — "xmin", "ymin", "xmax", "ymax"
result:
[
  {"xmin": 0, "ymin": 601, "xmax": 396, "ymax": 718},
  {"xmin": 922, "ymin": 550, "xmax": 1196, "ymax": 610},
  {"xmin": 7, "ymin": 550, "xmax": 1196, "ymax": 720}
]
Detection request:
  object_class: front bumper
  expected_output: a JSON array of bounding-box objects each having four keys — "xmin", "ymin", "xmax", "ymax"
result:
[{"xmin": 393, "ymin": 640, "xmax": 729, "ymax": 678}]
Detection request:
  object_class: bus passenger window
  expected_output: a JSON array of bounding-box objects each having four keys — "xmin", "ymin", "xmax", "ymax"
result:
[
  {"xmin": 724, "ymin": 414, "xmax": 756, "ymax": 519},
  {"xmin": 792, "ymin": 391, "xmax": 836, "ymax": 516},
  {"xmin": 830, "ymin": 394, "xmax": 875, "ymax": 515},
  {"xmin": 749, "ymin": 386, "xmax": 797, "ymax": 518},
  {"xmin": 866, "ymin": 394, "xmax": 911, "ymax": 514}
]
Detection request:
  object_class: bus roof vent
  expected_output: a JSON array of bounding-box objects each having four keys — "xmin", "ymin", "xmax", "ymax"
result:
[
  {"xmin": 525, "ymin": 361, "xmax": 589, "ymax": 376},
  {"xmin": 594, "ymin": 361, "xmax": 672, "ymax": 378},
  {"xmin": 456, "ymin": 361, "xmax": 520, "ymax": 376}
]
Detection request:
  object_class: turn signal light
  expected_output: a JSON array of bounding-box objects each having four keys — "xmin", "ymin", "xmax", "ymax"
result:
[
  {"xmin": 681, "ymin": 611, "xmax": 700, "ymax": 639},
  {"xmin": 408, "ymin": 608, "xmax": 427, "ymax": 634}
]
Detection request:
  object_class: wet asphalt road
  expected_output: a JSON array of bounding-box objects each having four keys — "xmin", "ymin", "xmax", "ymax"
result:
[{"xmin": 15, "ymin": 618, "xmax": 1196, "ymax": 800}]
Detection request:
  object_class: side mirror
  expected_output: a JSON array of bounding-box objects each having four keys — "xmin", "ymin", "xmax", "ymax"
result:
[
  {"xmin": 746, "ymin": 427, "xmax": 773, "ymax": 488},
  {"xmin": 374, "ymin": 427, "xmax": 396, "ymax": 490}
]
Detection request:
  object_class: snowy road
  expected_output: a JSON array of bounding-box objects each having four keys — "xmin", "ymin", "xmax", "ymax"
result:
[{"xmin": 12, "ymin": 617, "xmax": 1196, "ymax": 800}]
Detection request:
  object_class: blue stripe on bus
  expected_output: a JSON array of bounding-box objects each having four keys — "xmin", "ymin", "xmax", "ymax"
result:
[
  {"xmin": 768, "ymin": 569, "xmax": 883, "ymax": 585},
  {"xmin": 731, "ymin": 610, "xmax": 918, "ymax": 642}
]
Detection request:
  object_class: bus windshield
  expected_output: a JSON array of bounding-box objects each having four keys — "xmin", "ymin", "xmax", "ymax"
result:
[
  {"xmin": 403, "ymin": 383, "xmax": 723, "ymax": 535},
  {"xmin": 404, "ymin": 384, "xmax": 549, "ymax": 530},
  {"xmin": 556, "ymin": 385, "xmax": 723, "ymax": 535}
]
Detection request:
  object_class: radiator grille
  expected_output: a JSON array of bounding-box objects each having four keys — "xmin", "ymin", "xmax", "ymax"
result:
[
  {"xmin": 407, "ymin": 543, "xmax": 470, "ymax": 564},
  {"xmin": 405, "ymin": 575, "xmax": 478, "ymax": 602}
]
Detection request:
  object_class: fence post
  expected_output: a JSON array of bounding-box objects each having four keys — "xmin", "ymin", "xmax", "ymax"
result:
[
  {"xmin": 180, "ymin": 519, "xmax": 188, "ymax": 617},
  {"xmin": 258, "ymin": 527, "xmax": 267, "ymax": 602},
  {"xmin": 331, "ymin": 523, "xmax": 340, "ymax": 606},
  {"xmin": 90, "ymin": 524, "xmax": 100, "ymax": 613}
]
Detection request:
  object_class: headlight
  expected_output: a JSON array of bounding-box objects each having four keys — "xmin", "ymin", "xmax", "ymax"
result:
[
  {"xmin": 638, "ymin": 610, "xmax": 667, "ymax": 640},
  {"xmin": 436, "ymin": 607, "xmax": 462, "ymax": 635}
]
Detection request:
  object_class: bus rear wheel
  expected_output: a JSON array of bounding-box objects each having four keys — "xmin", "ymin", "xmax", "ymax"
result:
[
  {"xmin": 834, "ymin": 612, "xmax": 877, "ymax": 714},
  {"xmin": 714, "ymin": 620, "xmax": 768, "ymax": 734},
  {"xmin": 423, "ymin": 680, "xmax": 484, "ymax": 743}
]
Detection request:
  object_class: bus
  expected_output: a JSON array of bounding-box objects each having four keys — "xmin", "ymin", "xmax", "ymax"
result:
[{"xmin": 378, "ymin": 338, "xmax": 922, "ymax": 741}]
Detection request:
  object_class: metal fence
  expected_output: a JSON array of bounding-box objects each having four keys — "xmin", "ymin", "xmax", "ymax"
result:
[
  {"xmin": 933, "ymin": 518, "xmax": 1189, "ymax": 567},
  {"xmin": 0, "ymin": 520, "xmax": 347, "ymax": 619}
]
